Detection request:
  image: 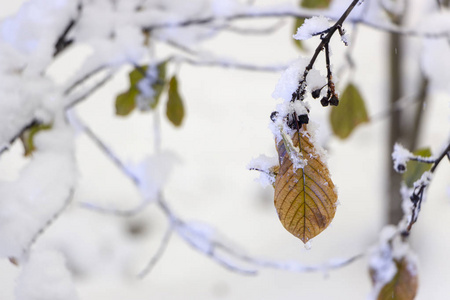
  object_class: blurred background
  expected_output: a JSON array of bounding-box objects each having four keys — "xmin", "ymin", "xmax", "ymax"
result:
[{"xmin": 0, "ymin": 0, "xmax": 449, "ymax": 299}]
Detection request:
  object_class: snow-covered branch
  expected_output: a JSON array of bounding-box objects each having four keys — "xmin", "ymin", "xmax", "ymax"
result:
[{"xmin": 392, "ymin": 140, "xmax": 450, "ymax": 234}]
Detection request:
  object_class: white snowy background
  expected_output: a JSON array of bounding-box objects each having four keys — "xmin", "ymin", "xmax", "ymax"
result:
[{"xmin": 0, "ymin": 0, "xmax": 449, "ymax": 299}]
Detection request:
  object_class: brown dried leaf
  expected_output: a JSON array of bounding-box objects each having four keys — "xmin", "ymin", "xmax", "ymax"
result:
[
  {"xmin": 371, "ymin": 258, "xmax": 419, "ymax": 300},
  {"xmin": 274, "ymin": 125, "xmax": 337, "ymax": 243}
]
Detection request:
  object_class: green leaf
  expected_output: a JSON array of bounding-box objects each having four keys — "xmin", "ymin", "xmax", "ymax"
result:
[
  {"xmin": 293, "ymin": 18, "xmax": 305, "ymax": 50},
  {"xmin": 20, "ymin": 123, "xmax": 52, "ymax": 156},
  {"xmin": 129, "ymin": 66, "xmax": 147, "ymax": 86},
  {"xmin": 330, "ymin": 83, "xmax": 369, "ymax": 139},
  {"xmin": 115, "ymin": 61, "xmax": 168, "ymax": 116},
  {"xmin": 166, "ymin": 76, "xmax": 185, "ymax": 127},
  {"xmin": 115, "ymin": 88, "xmax": 138, "ymax": 116},
  {"xmin": 301, "ymin": 0, "xmax": 332, "ymax": 9},
  {"xmin": 403, "ymin": 148, "xmax": 432, "ymax": 188}
]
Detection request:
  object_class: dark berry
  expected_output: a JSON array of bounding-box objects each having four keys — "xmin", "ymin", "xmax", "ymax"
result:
[
  {"xmin": 311, "ymin": 89, "xmax": 321, "ymax": 99},
  {"xmin": 329, "ymin": 95, "xmax": 339, "ymax": 106},
  {"xmin": 320, "ymin": 97, "xmax": 329, "ymax": 107},
  {"xmin": 396, "ymin": 164, "xmax": 406, "ymax": 172},
  {"xmin": 298, "ymin": 114, "xmax": 309, "ymax": 125}
]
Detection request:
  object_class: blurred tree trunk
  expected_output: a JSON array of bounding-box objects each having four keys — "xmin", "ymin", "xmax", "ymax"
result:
[
  {"xmin": 386, "ymin": 1, "xmax": 432, "ymax": 224},
  {"xmin": 387, "ymin": 31, "xmax": 404, "ymax": 225}
]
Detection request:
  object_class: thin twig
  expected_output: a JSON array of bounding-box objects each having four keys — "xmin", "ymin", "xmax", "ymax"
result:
[{"xmin": 138, "ymin": 224, "xmax": 174, "ymax": 278}]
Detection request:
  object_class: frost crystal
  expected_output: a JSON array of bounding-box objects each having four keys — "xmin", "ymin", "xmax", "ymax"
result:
[{"xmin": 293, "ymin": 16, "xmax": 330, "ymax": 41}]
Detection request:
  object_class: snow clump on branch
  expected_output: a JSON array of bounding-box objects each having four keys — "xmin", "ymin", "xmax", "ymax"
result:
[{"xmin": 293, "ymin": 16, "xmax": 330, "ymax": 41}]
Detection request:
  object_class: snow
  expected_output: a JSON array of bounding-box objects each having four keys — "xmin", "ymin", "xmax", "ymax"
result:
[
  {"xmin": 413, "ymin": 171, "xmax": 433, "ymax": 190},
  {"xmin": 0, "ymin": 123, "xmax": 76, "ymax": 258},
  {"xmin": 340, "ymin": 31, "xmax": 350, "ymax": 46},
  {"xmin": 391, "ymin": 143, "xmax": 412, "ymax": 173},
  {"xmin": 15, "ymin": 250, "xmax": 79, "ymax": 300},
  {"xmin": 272, "ymin": 57, "xmax": 309, "ymax": 102},
  {"xmin": 0, "ymin": 0, "xmax": 78, "ymax": 75},
  {"xmin": 305, "ymin": 69, "xmax": 327, "ymax": 93},
  {"xmin": 247, "ymin": 155, "xmax": 278, "ymax": 188},
  {"xmin": 0, "ymin": 73, "xmax": 55, "ymax": 151},
  {"xmin": 293, "ymin": 16, "xmax": 330, "ymax": 41},
  {"xmin": 305, "ymin": 120, "xmax": 329, "ymax": 164}
]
